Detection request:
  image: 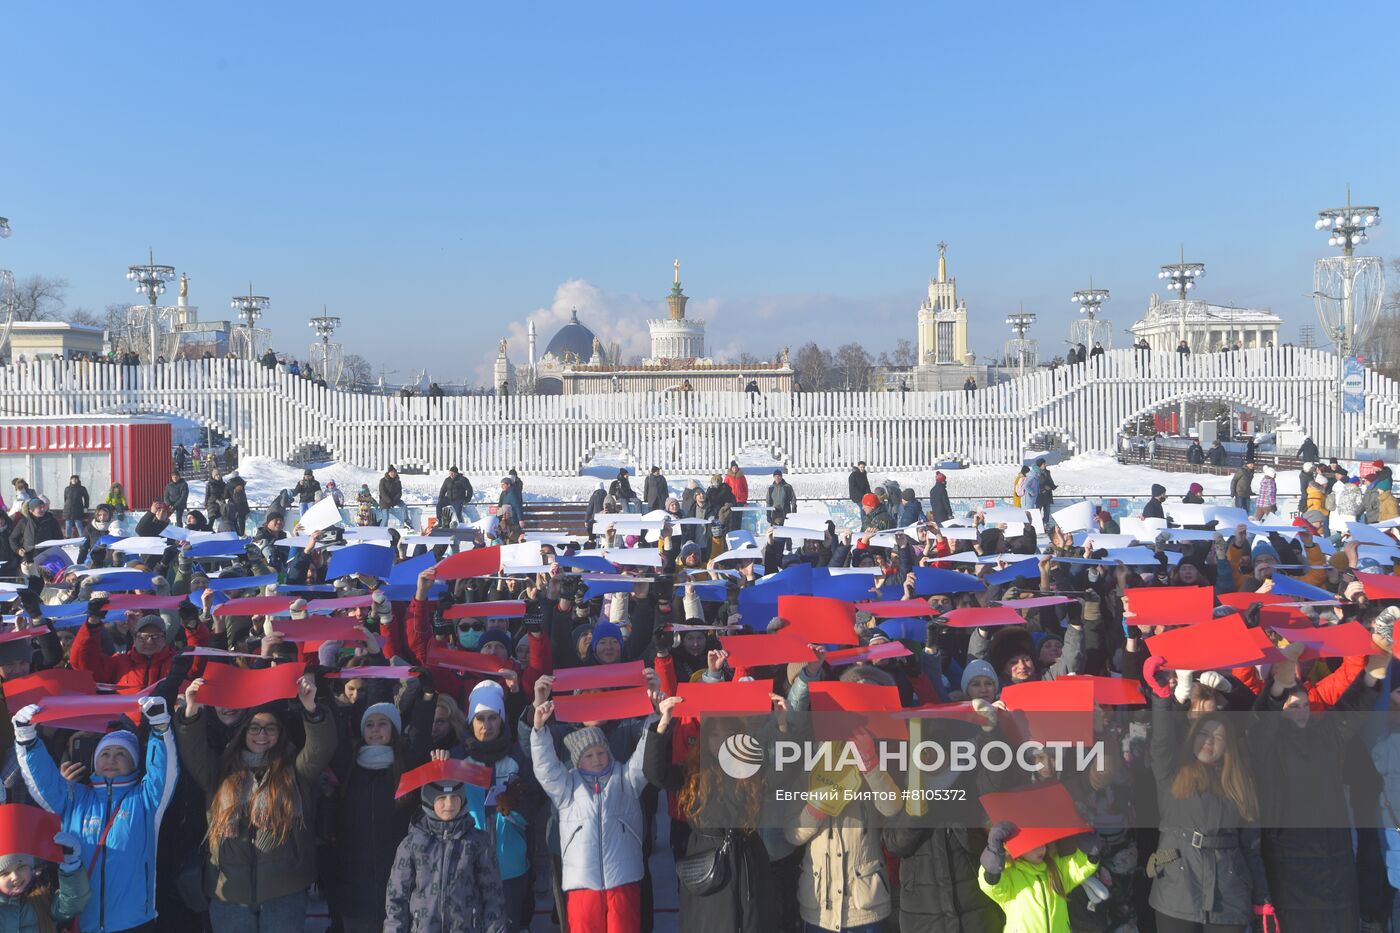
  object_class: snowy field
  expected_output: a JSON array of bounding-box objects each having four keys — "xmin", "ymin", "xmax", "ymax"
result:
[{"xmin": 208, "ymin": 451, "xmax": 1304, "ymax": 508}]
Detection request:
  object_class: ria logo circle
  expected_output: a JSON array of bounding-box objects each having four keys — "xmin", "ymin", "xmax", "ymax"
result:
[{"xmin": 718, "ymin": 733, "xmax": 765, "ymax": 779}]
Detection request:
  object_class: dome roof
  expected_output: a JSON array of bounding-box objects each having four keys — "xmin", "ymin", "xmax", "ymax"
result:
[{"xmin": 543, "ymin": 309, "xmax": 608, "ymax": 364}]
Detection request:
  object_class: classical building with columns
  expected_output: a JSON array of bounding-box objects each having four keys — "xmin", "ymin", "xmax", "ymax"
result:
[
  {"xmin": 495, "ymin": 261, "xmax": 792, "ymax": 395},
  {"xmin": 1129, "ymin": 294, "xmax": 1283, "ymax": 353}
]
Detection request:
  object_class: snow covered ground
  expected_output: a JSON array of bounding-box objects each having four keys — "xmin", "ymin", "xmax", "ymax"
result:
[{"xmin": 208, "ymin": 451, "xmax": 1302, "ymax": 507}]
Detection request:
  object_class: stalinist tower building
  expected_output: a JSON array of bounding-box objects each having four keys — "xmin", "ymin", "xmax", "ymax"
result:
[{"xmin": 911, "ymin": 242, "xmax": 983, "ymax": 389}]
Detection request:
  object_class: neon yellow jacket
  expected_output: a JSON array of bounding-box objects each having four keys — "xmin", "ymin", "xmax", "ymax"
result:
[{"xmin": 977, "ymin": 850, "xmax": 1097, "ymax": 933}]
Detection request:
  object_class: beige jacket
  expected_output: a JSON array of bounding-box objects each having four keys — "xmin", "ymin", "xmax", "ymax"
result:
[{"xmin": 787, "ymin": 800, "xmax": 892, "ymax": 930}]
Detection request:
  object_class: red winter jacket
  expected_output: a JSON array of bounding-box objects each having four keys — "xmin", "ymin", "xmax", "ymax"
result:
[{"xmin": 71, "ymin": 620, "xmax": 209, "ymax": 693}]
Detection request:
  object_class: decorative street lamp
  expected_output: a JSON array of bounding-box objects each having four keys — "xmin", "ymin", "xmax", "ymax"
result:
[
  {"xmin": 1313, "ymin": 188, "xmax": 1383, "ymax": 441},
  {"xmin": 230, "ymin": 284, "xmax": 271, "ymax": 360},
  {"xmin": 125, "ymin": 250, "xmax": 177, "ymax": 362},
  {"xmin": 1157, "ymin": 246, "xmax": 1206, "ymax": 349},
  {"xmin": 1004, "ymin": 309, "xmax": 1037, "ymax": 377},
  {"xmin": 309, "ymin": 309, "xmax": 342, "ymax": 383},
  {"xmin": 1070, "ymin": 280, "xmax": 1112, "ymax": 351},
  {"xmin": 0, "ymin": 217, "xmax": 10, "ymax": 239},
  {"xmin": 0, "ymin": 216, "xmax": 13, "ymax": 361}
]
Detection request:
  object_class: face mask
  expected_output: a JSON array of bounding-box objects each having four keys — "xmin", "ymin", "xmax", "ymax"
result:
[
  {"xmin": 457, "ymin": 629, "xmax": 481, "ymax": 650},
  {"xmin": 1087, "ymin": 570, "xmax": 1101, "ymax": 583}
]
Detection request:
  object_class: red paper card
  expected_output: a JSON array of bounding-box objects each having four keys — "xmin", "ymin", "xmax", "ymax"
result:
[
  {"xmin": 1146, "ymin": 615, "xmax": 1264, "ymax": 669},
  {"xmin": 326, "ymin": 666, "xmax": 419, "ymax": 680},
  {"xmin": 1000, "ymin": 679, "xmax": 1096, "ymax": 744},
  {"xmin": 776, "ymin": 595, "xmax": 860, "ymax": 646},
  {"xmin": 719, "ymin": 634, "xmax": 817, "ymax": 669},
  {"xmin": 1358, "ymin": 572, "xmax": 1400, "ymax": 601},
  {"xmin": 853, "ymin": 600, "xmax": 938, "ymax": 619},
  {"xmin": 998, "ymin": 596, "xmax": 1076, "ymax": 610},
  {"xmin": 444, "ymin": 601, "xmax": 527, "ymax": 620},
  {"xmin": 435, "ymin": 546, "xmax": 502, "ymax": 581},
  {"xmin": 273, "ymin": 618, "xmax": 366, "ymax": 643},
  {"xmin": 979, "ymin": 781, "xmax": 1089, "ymax": 858},
  {"xmin": 304, "ymin": 595, "xmax": 374, "ymax": 614},
  {"xmin": 824, "ymin": 641, "xmax": 913, "ymax": 666},
  {"xmin": 551, "ymin": 661, "xmax": 647, "ymax": 693},
  {"xmin": 941, "ymin": 607, "xmax": 1025, "ymax": 628},
  {"xmin": 551, "ymin": 686, "xmax": 654, "ymax": 723},
  {"xmin": 214, "ymin": 596, "xmax": 296, "ymax": 618},
  {"xmin": 1123, "ymin": 586, "xmax": 1214, "ymax": 626},
  {"xmin": 395, "ymin": 758, "xmax": 494, "ymax": 798},
  {"xmin": 891, "ymin": 700, "xmax": 986, "ymax": 726},
  {"xmin": 1216, "ymin": 591, "xmax": 1294, "ymax": 612},
  {"xmin": 808, "ymin": 681, "xmax": 906, "ymax": 742},
  {"xmin": 1276, "ymin": 622, "xmax": 1377, "ymax": 658},
  {"xmin": 30, "ymin": 694, "xmax": 143, "ymax": 726},
  {"xmin": 104, "ymin": 593, "xmax": 188, "ymax": 611},
  {"xmin": 674, "ymin": 680, "xmax": 774, "ymax": 719},
  {"xmin": 195, "ymin": 662, "xmax": 306, "ymax": 709},
  {"xmin": 426, "ymin": 645, "xmax": 513, "ymax": 676},
  {"xmin": 3, "ymin": 669, "xmax": 97, "ymax": 708},
  {"xmin": 0, "ymin": 626, "xmax": 48, "ymax": 644},
  {"xmin": 0, "ymin": 804, "xmax": 62, "ymax": 863},
  {"xmin": 1064, "ymin": 675, "xmax": 1146, "ymax": 707}
]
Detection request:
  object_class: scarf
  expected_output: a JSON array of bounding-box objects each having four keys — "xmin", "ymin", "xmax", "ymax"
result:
[
  {"xmin": 462, "ymin": 731, "xmax": 512, "ymax": 765},
  {"xmin": 356, "ymin": 745, "xmax": 396, "ymax": 770},
  {"xmin": 219, "ymin": 752, "xmax": 302, "ymax": 850}
]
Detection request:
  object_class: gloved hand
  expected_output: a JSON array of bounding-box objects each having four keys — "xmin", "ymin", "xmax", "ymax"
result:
[
  {"xmin": 981, "ymin": 821, "xmax": 1016, "ymax": 880},
  {"xmin": 138, "ymin": 696, "xmax": 171, "ymax": 731},
  {"xmin": 1142, "ymin": 656, "xmax": 1172, "ymax": 699},
  {"xmin": 970, "ymin": 698, "xmax": 997, "ymax": 733},
  {"xmin": 1173, "ymin": 669, "xmax": 1196, "ymax": 705},
  {"xmin": 1081, "ymin": 875, "xmax": 1110, "ymax": 909},
  {"xmin": 54, "ymin": 830, "xmax": 82, "ymax": 874},
  {"xmin": 12, "ymin": 703, "xmax": 40, "ymax": 744},
  {"xmin": 1197, "ymin": 670, "xmax": 1229, "ymax": 693}
]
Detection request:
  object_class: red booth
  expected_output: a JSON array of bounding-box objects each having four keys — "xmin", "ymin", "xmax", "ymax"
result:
[{"xmin": 0, "ymin": 417, "xmax": 173, "ymax": 507}]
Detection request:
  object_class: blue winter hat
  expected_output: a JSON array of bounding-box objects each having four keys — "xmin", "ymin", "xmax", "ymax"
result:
[
  {"xmin": 590, "ymin": 620, "xmax": 624, "ymax": 658},
  {"xmin": 94, "ymin": 731, "xmax": 140, "ymax": 775},
  {"xmin": 361, "ymin": 702, "xmax": 402, "ymax": 736},
  {"xmin": 1250, "ymin": 538, "xmax": 1280, "ymax": 563}
]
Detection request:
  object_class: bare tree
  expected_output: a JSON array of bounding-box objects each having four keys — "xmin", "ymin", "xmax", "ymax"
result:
[
  {"xmin": 65, "ymin": 307, "xmax": 102, "ymax": 327},
  {"xmin": 342, "ymin": 353, "xmax": 374, "ymax": 387},
  {"xmin": 12, "ymin": 275, "xmax": 69, "ymax": 321},
  {"xmin": 731, "ymin": 351, "xmax": 764, "ymax": 367},
  {"xmin": 1359, "ymin": 257, "xmax": 1400, "ymax": 376},
  {"xmin": 834, "ymin": 342, "xmax": 875, "ymax": 390},
  {"xmin": 793, "ymin": 342, "xmax": 835, "ymax": 390},
  {"xmin": 877, "ymin": 338, "xmax": 916, "ymax": 370}
]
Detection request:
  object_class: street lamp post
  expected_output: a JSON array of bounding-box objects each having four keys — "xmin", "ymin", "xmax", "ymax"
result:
[
  {"xmin": 1157, "ymin": 247, "xmax": 1205, "ymax": 434},
  {"xmin": 309, "ymin": 310, "xmax": 341, "ymax": 382},
  {"xmin": 1314, "ymin": 190, "xmax": 1382, "ymax": 449},
  {"xmin": 1070, "ymin": 280, "xmax": 1112, "ymax": 351},
  {"xmin": 125, "ymin": 250, "xmax": 177, "ymax": 362},
  {"xmin": 1005, "ymin": 310, "xmax": 1037, "ymax": 377},
  {"xmin": 230, "ymin": 284, "xmax": 271, "ymax": 361},
  {"xmin": 0, "ymin": 217, "xmax": 13, "ymax": 362}
]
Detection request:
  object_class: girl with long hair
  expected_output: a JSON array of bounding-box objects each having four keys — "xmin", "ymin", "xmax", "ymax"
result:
[
  {"xmin": 644, "ymin": 697, "xmax": 775, "ymax": 932},
  {"xmin": 1146, "ymin": 660, "xmax": 1272, "ymax": 933},
  {"xmin": 329, "ymin": 685, "xmax": 434, "ymax": 933},
  {"xmin": 175, "ymin": 672, "xmax": 336, "ymax": 933},
  {"xmin": 0, "ymin": 832, "xmax": 89, "ymax": 933}
]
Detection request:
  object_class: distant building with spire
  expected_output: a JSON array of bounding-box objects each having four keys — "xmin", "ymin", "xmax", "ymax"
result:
[
  {"xmin": 881, "ymin": 242, "xmax": 989, "ymax": 390},
  {"xmin": 496, "ymin": 260, "xmax": 792, "ymax": 395}
]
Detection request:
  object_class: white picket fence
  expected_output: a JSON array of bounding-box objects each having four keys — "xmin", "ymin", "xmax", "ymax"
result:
[{"xmin": 0, "ymin": 348, "xmax": 1394, "ymax": 474}]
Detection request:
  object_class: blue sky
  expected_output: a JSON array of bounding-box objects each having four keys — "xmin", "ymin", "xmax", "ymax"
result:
[{"xmin": 4, "ymin": 2, "xmax": 1397, "ymax": 383}]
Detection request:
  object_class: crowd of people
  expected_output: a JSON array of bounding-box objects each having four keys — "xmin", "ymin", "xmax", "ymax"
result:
[{"xmin": 0, "ymin": 446, "xmax": 1396, "ymax": 933}]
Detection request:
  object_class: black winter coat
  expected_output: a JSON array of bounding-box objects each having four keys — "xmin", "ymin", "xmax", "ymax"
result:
[
  {"xmin": 62, "ymin": 483, "xmax": 89, "ymax": 521},
  {"xmin": 848, "ymin": 469, "xmax": 871, "ymax": 504},
  {"xmin": 164, "ymin": 479, "xmax": 189, "ymax": 510},
  {"xmin": 883, "ymin": 826, "xmax": 1002, "ymax": 933},
  {"xmin": 1207, "ymin": 444, "xmax": 1227, "ymax": 466},
  {"xmin": 379, "ymin": 475, "xmax": 403, "ymax": 507},
  {"xmin": 438, "ymin": 474, "xmax": 471, "ymax": 506},
  {"xmin": 1187, "ymin": 443, "xmax": 1205, "ymax": 465},
  {"xmin": 1250, "ymin": 672, "xmax": 1373, "ymax": 933},
  {"xmin": 643, "ymin": 473, "xmax": 669, "ymax": 511},
  {"xmin": 9, "ymin": 513, "xmax": 62, "ymax": 556},
  {"xmin": 928, "ymin": 483, "xmax": 953, "ymax": 523},
  {"xmin": 1142, "ymin": 498, "xmax": 1165, "ymax": 520},
  {"xmin": 294, "ymin": 478, "xmax": 321, "ymax": 503},
  {"xmin": 642, "ymin": 721, "xmax": 773, "ymax": 932},
  {"xmin": 204, "ymin": 476, "xmax": 226, "ymax": 512}
]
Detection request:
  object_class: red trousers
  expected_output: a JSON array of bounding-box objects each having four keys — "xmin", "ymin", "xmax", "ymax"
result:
[{"xmin": 566, "ymin": 882, "xmax": 641, "ymax": 933}]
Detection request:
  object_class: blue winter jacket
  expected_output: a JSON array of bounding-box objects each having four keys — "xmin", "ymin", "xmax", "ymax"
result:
[{"xmin": 19, "ymin": 730, "xmax": 178, "ymax": 933}]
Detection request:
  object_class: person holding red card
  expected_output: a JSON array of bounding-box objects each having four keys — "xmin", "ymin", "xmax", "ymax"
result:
[
  {"xmin": 1144, "ymin": 671, "xmax": 1272, "ymax": 932},
  {"xmin": 71, "ymin": 598, "xmax": 209, "ymax": 694},
  {"xmin": 977, "ymin": 820, "xmax": 1102, "ymax": 932},
  {"xmin": 0, "ymin": 822, "xmax": 89, "ymax": 932},
  {"xmin": 175, "ymin": 673, "xmax": 336, "ymax": 932},
  {"xmin": 530, "ymin": 696, "xmax": 653, "ymax": 933},
  {"xmin": 13, "ymin": 694, "xmax": 178, "ymax": 933},
  {"xmin": 383, "ymin": 749, "xmax": 507, "ymax": 933}
]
